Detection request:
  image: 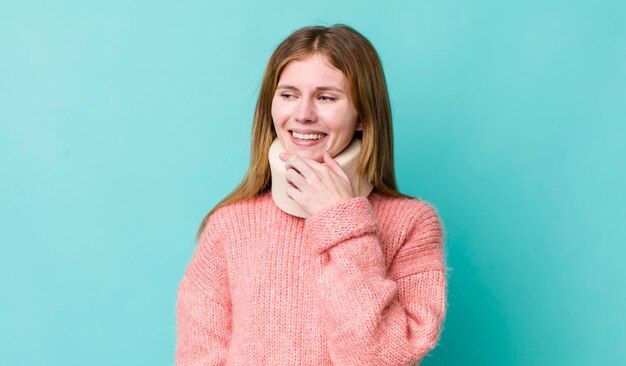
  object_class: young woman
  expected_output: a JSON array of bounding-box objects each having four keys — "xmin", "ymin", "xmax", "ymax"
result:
[{"xmin": 176, "ymin": 24, "xmax": 448, "ymax": 365}]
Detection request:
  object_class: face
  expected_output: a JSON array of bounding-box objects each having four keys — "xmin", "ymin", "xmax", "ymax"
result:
[{"xmin": 271, "ymin": 53, "xmax": 362, "ymax": 163}]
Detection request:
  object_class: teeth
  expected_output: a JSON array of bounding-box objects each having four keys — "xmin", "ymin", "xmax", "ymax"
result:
[{"xmin": 291, "ymin": 131, "xmax": 324, "ymax": 140}]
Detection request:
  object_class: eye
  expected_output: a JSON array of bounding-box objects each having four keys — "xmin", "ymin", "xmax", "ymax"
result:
[
  {"xmin": 280, "ymin": 93, "xmax": 295, "ymax": 100},
  {"xmin": 319, "ymin": 95, "xmax": 337, "ymax": 102}
]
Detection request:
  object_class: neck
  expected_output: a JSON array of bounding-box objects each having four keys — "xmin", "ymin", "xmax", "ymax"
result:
[{"xmin": 268, "ymin": 137, "xmax": 374, "ymax": 218}]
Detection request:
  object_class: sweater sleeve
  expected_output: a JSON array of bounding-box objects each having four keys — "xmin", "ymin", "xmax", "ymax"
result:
[
  {"xmin": 304, "ymin": 196, "xmax": 447, "ymax": 366},
  {"xmin": 176, "ymin": 219, "xmax": 232, "ymax": 366}
]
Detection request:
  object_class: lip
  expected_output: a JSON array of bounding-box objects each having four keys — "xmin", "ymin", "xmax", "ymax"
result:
[
  {"xmin": 289, "ymin": 128, "xmax": 328, "ymax": 135},
  {"xmin": 287, "ymin": 130, "xmax": 327, "ymax": 147}
]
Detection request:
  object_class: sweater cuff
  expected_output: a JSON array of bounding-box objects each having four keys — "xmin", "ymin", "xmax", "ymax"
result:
[{"xmin": 304, "ymin": 196, "xmax": 379, "ymax": 254}]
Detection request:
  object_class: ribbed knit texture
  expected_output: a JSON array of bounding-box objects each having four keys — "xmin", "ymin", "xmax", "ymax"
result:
[{"xmin": 176, "ymin": 190, "xmax": 447, "ymax": 365}]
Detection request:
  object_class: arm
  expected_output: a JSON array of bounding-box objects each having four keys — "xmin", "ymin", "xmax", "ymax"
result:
[
  {"xmin": 176, "ymin": 220, "xmax": 232, "ymax": 366},
  {"xmin": 304, "ymin": 197, "xmax": 447, "ymax": 366}
]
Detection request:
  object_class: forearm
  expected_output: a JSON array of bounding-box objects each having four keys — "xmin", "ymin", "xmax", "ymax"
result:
[
  {"xmin": 176, "ymin": 222, "xmax": 232, "ymax": 366},
  {"xmin": 306, "ymin": 197, "xmax": 447, "ymax": 365},
  {"xmin": 176, "ymin": 275, "xmax": 231, "ymax": 366}
]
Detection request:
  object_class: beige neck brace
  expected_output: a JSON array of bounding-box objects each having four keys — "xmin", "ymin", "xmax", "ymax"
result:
[{"xmin": 268, "ymin": 137, "xmax": 374, "ymax": 218}]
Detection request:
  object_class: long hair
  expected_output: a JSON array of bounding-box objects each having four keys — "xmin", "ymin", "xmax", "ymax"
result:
[{"xmin": 195, "ymin": 24, "xmax": 411, "ymax": 241}]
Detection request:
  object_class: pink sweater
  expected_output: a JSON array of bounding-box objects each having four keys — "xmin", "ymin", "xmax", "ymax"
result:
[{"xmin": 176, "ymin": 190, "xmax": 447, "ymax": 365}]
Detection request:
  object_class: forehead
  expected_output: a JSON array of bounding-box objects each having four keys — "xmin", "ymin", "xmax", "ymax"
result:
[{"xmin": 278, "ymin": 53, "xmax": 348, "ymax": 88}]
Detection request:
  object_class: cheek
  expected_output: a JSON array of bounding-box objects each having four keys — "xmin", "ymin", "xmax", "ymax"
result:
[
  {"xmin": 270, "ymin": 100, "xmax": 278, "ymax": 122},
  {"xmin": 270, "ymin": 101, "xmax": 289, "ymax": 127},
  {"xmin": 325, "ymin": 105, "xmax": 358, "ymax": 133}
]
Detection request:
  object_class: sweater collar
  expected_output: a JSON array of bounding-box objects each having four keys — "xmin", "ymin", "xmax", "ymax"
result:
[{"xmin": 268, "ymin": 137, "xmax": 374, "ymax": 218}]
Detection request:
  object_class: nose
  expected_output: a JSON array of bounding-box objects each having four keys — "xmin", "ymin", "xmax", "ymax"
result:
[{"xmin": 294, "ymin": 97, "xmax": 317, "ymax": 123}]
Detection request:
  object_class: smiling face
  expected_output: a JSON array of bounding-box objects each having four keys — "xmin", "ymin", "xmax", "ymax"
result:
[{"xmin": 271, "ymin": 53, "xmax": 362, "ymax": 163}]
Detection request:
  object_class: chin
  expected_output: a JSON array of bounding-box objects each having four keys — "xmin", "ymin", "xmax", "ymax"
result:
[
  {"xmin": 307, "ymin": 153, "xmax": 324, "ymax": 163},
  {"xmin": 290, "ymin": 149, "xmax": 324, "ymax": 162}
]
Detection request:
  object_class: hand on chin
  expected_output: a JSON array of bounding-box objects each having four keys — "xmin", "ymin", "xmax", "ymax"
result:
[{"xmin": 278, "ymin": 150, "xmax": 354, "ymax": 216}]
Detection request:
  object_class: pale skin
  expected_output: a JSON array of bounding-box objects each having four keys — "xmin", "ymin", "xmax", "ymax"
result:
[
  {"xmin": 279, "ymin": 150, "xmax": 355, "ymax": 217},
  {"xmin": 272, "ymin": 53, "xmax": 362, "ymax": 216}
]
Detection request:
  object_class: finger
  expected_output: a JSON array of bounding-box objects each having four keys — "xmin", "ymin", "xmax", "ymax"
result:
[
  {"xmin": 286, "ymin": 167, "xmax": 307, "ymax": 190},
  {"xmin": 322, "ymin": 152, "xmax": 354, "ymax": 194},
  {"xmin": 286, "ymin": 182, "xmax": 304, "ymax": 202},
  {"xmin": 323, "ymin": 151, "xmax": 349, "ymax": 180},
  {"xmin": 284, "ymin": 154, "xmax": 318, "ymax": 181},
  {"xmin": 279, "ymin": 152, "xmax": 290, "ymax": 161},
  {"xmin": 300, "ymin": 156, "xmax": 338, "ymax": 189},
  {"xmin": 302, "ymin": 154, "xmax": 337, "ymax": 187},
  {"xmin": 297, "ymin": 156, "xmax": 335, "ymax": 185}
]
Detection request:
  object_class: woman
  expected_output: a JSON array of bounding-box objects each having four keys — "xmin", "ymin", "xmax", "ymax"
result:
[{"xmin": 176, "ymin": 24, "xmax": 448, "ymax": 365}]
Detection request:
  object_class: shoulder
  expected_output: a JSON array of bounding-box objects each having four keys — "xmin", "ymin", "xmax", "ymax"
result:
[
  {"xmin": 369, "ymin": 190, "xmax": 443, "ymax": 230},
  {"xmin": 371, "ymin": 191, "xmax": 447, "ymax": 275},
  {"xmin": 368, "ymin": 191, "xmax": 445, "ymax": 255},
  {"xmin": 198, "ymin": 192, "xmax": 272, "ymax": 243}
]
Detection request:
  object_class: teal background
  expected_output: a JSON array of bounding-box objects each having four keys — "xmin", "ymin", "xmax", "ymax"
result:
[{"xmin": 1, "ymin": 0, "xmax": 625, "ymax": 365}]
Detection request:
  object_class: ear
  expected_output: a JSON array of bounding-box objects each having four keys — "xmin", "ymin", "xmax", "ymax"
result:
[{"xmin": 356, "ymin": 121, "xmax": 363, "ymax": 131}]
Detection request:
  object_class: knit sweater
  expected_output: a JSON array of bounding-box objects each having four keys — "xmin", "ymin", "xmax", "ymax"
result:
[{"xmin": 176, "ymin": 190, "xmax": 447, "ymax": 365}]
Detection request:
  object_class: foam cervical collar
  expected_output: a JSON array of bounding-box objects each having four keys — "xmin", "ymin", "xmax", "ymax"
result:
[{"xmin": 268, "ymin": 137, "xmax": 374, "ymax": 218}]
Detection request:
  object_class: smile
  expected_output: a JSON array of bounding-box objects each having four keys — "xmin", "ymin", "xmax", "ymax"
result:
[
  {"xmin": 288, "ymin": 130, "xmax": 327, "ymax": 147},
  {"xmin": 290, "ymin": 131, "xmax": 326, "ymax": 140}
]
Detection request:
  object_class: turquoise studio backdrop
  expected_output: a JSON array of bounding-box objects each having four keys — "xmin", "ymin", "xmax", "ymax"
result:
[{"xmin": 1, "ymin": 0, "xmax": 624, "ymax": 365}]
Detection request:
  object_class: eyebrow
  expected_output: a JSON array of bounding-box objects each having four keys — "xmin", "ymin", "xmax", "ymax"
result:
[{"xmin": 276, "ymin": 84, "xmax": 346, "ymax": 94}]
